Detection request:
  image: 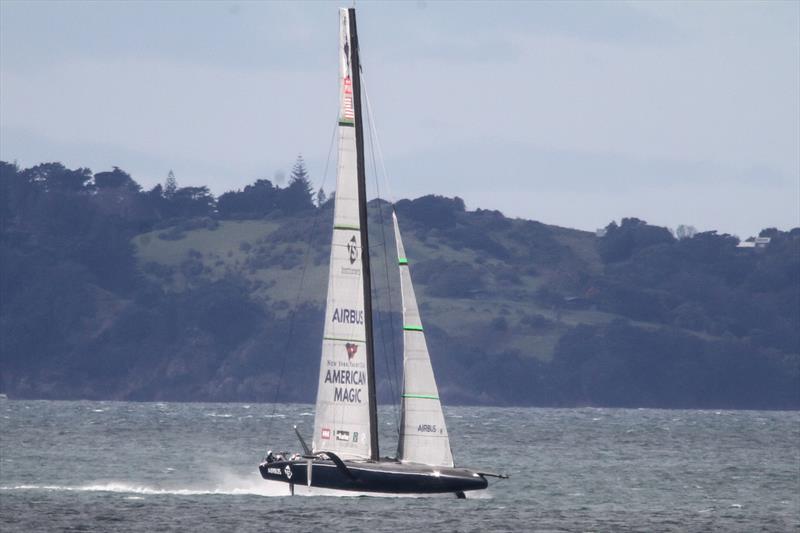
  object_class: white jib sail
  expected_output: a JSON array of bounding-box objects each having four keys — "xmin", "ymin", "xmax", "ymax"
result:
[
  {"xmin": 311, "ymin": 8, "xmax": 372, "ymax": 461},
  {"xmin": 393, "ymin": 213, "xmax": 454, "ymax": 467}
]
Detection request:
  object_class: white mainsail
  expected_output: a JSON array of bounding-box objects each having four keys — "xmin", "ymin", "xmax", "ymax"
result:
[
  {"xmin": 393, "ymin": 213, "xmax": 454, "ymax": 467},
  {"xmin": 311, "ymin": 8, "xmax": 372, "ymax": 460}
]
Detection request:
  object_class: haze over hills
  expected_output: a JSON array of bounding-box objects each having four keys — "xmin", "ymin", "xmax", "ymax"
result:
[{"xmin": 1, "ymin": 161, "xmax": 798, "ymax": 408}]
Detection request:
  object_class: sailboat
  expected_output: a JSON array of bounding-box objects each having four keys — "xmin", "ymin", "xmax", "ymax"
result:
[{"xmin": 259, "ymin": 7, "xmax": 507, "ymax": 498}]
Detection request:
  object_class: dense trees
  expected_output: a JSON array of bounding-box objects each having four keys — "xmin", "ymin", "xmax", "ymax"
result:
[
  {"xmin": 217, "ymin": 157, "xmax": 315, "ymax": 218},
  {"xmin": 218, "ymin": 179, "xmax": 280, "ymax": 218},
  {"xmin": 0, "ymin": 160, "xmax": 797, "ymax": 407},
  {"xmin": 594, "ymin": 223, "xmax": 799, "ymax": 354},
  {"xmin": 598, "ymin": 217, "xmax": 675, "ymax": 263},
  {"xmin": 0, "ymin": 160, "xmax": 319, "ymax": 397}
]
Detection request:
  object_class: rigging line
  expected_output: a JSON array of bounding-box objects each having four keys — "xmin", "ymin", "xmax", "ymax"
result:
[
  {"xmin": 365, "ymin": 115, "xmax": 399, "ymax": 433},
  {"xmin": 362, "ymin": 73, "xmax": 402, "ymax": 400},
  {"xmin": 362, "ymin": 78, "xmax": 401, "ymax": 437},
  {"xmin": 361, "ymin": 73, "xmax": 397, "ymax": 208},
  {"xmin": 264, "ymin": 115, "xmax": 338, "ymax": 453},
  {"xmin": 361, "ymin": 73, "xmax": 400, "ymax": 375},
  {"xmin": 362, "ymin": 82, "xmax": 402, "ymax": 436}
]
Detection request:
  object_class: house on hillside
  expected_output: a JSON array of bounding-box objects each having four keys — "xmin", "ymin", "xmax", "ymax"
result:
[{"xmin": 736, "ymin": 237, "xmax": 771, "ymax": 250}]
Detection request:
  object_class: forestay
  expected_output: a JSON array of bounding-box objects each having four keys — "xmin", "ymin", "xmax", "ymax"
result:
[
  {"xmin": 393, "ymin": 213, "xmax": 454, "ymax": 467},
  {"xmin": 311, "ymin": 8, "xmax": 372, "ymax": 461}
]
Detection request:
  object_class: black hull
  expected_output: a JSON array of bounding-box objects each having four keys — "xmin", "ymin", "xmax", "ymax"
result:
[{"xmin": 259, "ymin": 459, "xmax": 488, "ymax": 495}]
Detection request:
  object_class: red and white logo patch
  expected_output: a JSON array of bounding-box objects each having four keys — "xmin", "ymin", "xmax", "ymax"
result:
[
  {"xmin": 321, "ymin": 428, "xmax": 331, "ymax": 440},
  {"xmin": 345, "ymin": 343, "xmax": 358, "ymax": 360},
  {"xmin": 342, "ymin": 76, "xmax": 354, "ymax": 121}
]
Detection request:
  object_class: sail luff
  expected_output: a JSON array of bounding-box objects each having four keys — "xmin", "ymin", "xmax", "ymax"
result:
[{"xmin": 393, "ymin": 212, "xmax": 454, "ymax": 467}]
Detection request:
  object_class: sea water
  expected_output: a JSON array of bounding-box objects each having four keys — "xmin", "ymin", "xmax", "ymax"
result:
[{"xmin": 0, "ymin": 400, "xmax": 797, "ymax": 532}]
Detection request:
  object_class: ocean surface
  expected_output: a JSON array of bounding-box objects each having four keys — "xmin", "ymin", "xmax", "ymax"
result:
[{"xmin": 0, "ymin": 400, "xmax": 797, "ymax": 532}]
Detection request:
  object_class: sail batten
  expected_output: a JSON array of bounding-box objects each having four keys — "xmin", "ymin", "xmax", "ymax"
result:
[{"xmin": 393, "ymin": 212, "xmax": 454, "ymax": 468}]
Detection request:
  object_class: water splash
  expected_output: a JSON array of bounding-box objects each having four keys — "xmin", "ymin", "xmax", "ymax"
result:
[
  {"xmin": 0, "ymin": 480, "xmax": 289, "ymax": 497},
  {"xmin": 0, "ymin": 470, "xmax": 492, "ymax": 499}
]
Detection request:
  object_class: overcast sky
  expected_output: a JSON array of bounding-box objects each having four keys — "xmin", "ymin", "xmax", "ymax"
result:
[{"xmin": 1, "ymin": 1, "xmax": 798, "ymax": 238}]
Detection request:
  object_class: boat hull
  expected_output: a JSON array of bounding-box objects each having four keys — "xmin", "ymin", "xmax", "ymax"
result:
[{"xmin": 259, "ymin": 459, "xmax": 488, "ymax": 494}]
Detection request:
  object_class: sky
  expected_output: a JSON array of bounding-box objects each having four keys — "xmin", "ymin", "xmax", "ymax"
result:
[{"xmin": 1, "ymin": 1, "xmax": 798, "ymax": 238}]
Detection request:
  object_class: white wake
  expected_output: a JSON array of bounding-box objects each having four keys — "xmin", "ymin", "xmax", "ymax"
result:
[
  {"xmin": 0, "ymin": 467, "xmax": 492, "ymax": 498},
  {"xmin": 0, "ymin": 471, "xmax": 291, "ymax": 497},
  {"xmin": 0, "ymin": 480, "xmax": 490, "ymax": 499}
]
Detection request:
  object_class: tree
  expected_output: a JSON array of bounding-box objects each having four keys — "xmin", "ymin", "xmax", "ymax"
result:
[
  {"xmin": 164, "ymin": 170, "xmax": 177, "ymax": 198},
  {"xmin": 218, "ymin": 179, "xmax": 279, "ymax": 219},
  {"xmin": 21, "ymin": 162, "xmax": 93, "ymax": 193},
  {"xmin": 94, "ymin": 166, "xmax": 141, "ymax": 191},
  {"xmin": 281, "ymin": 155, "xmax": 314, "ymax": 211},
  {"xmin": 598, "ymin": 217, "xmax": 675, "ymax": 263},
  {"xmin": 676, "ymin": 224, "xmax": 697, "ymax": 240},
  {"xmin": 290, "ymin": 155, "xmax": 310, "ymax": 184},
  {"xmin": 170, "ymin": 186, "xmax": 216, "ymax": 218},
  {"xmin": 395, "ymin": 194, "xmax": 466, "ymax": 229},
  {"xmin": 316, "ymin": 187, "xmax": 327, "ymax": 207}
]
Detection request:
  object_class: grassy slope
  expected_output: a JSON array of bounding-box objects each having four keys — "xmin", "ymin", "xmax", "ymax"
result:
[
  {"xmin": 135, "ymin": 219, "xmax": 329, "ymax": 312},
  {"xmin": 133, "ymin": 213, "xmax": 632, "ymax": 364}
]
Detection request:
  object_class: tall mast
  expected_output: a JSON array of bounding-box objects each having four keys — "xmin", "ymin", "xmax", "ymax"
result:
[{"xmin": 348, "ymin": 7, "xmax": 379, "ymax": 461}]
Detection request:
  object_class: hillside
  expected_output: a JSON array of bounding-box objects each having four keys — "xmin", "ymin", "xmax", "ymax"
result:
[{"xmin": 1, "ymin": 161, "xmax": 798, "ymax": 408}]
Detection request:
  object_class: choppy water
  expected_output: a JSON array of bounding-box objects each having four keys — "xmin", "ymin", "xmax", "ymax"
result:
[{"xmin": 0, "ymin": 400, "xmax": 797, "ymax": 532}]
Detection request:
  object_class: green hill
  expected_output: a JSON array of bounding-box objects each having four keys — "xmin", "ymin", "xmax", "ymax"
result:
[{"xmin": 1, "ymin": 161, "xmax": 798, "ymax": 408}]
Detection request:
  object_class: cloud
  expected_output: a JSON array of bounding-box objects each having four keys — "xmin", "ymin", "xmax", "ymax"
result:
[
  {"xmin": 377, "ymin": 139, "xmax": 797, "ymax": 232},
  {"xmin": 1, "ymin": 1, "xmax": 797, "ymax": 239}
]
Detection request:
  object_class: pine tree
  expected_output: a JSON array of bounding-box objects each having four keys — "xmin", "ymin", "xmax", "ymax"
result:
[
  {"xmin": 164, "ymin": 169, "xmax": 177, "ymax": 198},
  {"xmin": 283, "ymin": 155, "xmax": 314, "ymax": 211},
  {"xmin": 316, "ymin": 187, "xmax": 327, "ymax": 207},
  {"xmin": 290, "ymin": 155, "xmax": 310, "ymax": 184}
]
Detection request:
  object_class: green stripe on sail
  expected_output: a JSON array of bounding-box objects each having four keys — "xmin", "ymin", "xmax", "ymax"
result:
[
  {"xmin": 398, "ymin": 257, "xmax": 408, "ymax": 265},
  {"xmin": 402, "ymin": 393, "xmax": 439, "ymax": 400},
  {"xmin": 323, "ymin": 336, "xmax": 365, "ymax": 343},
  {"xmin": 338, "ymin": 120, "xmax": 355, "ymax": 127},
  {"xmin": 403, "ymin": 325, "xmax": 423, "ymax": 332},
  {"xmin": 334, "ymin": 224, "xmax": 360, "ymax": 231}
]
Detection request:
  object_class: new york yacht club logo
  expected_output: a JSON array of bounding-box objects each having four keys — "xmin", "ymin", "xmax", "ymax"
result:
[{"xmin": 345, "ymin": 343, "xmax": 358, "ymax": 360}]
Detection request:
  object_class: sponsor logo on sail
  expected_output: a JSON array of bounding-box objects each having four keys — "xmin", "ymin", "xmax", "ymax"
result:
[
  {"xmin": 332, "ymin": 308, "xmax": 364, "ymax": 324},
  {"xmin": 321, "ymin": 428, "xmax": 331, "ymax": 440},
  {"xmin": 336, "ymin": 430, "xmax": 350, "ymax": 441},
  {"xmin": 341, "ymin": 265, "xmax": 360, "ymax": 276},
  {"xmin": 347, "ymin": 235, "xmax": 358, "ymax": 265},
  {"xmin": 342, "ymin": 78, "xmax": 354, "ymax": 122},
  {"xmin": 334, "ymin": 387, "xmax": 362, "ymax": 403},
  {"xmin": 341, "ymin": 14, "xmax": 354, "ymax": 123},
  {"xmin": 345, "ymin": 343, "xmax": 358, "ymax": 360},
  {"xmin": 418, "ymin": 424, "xmax": 438, "ymax": 433},
  {"xmin": 324, "ymin": 369, "xmax": 366, "ymax": 385}
]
